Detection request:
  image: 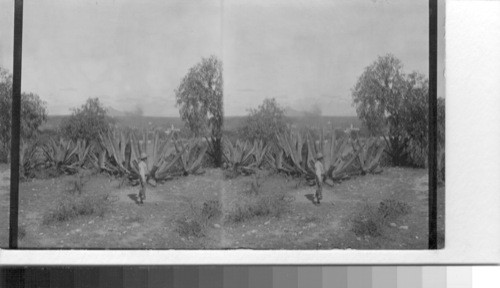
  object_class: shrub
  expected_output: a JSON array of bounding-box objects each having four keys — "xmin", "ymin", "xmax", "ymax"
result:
[
  {"xmin": 239, "ymin": 98, "xmax": 287, "ymax": 143},
  {"xmin": 43, "ymin": 193, "xmax": 111, "ymax": 225},
  {"xmin": 60, "ymin": 97, "xmax": 113, "ymax": 143},
  {"xmin": 378, "ymin": 199, "xmax": 411, "ymax": 221},
  {"xmin": 351, "ymin": 204, "xmax": 385, "ymax": 237},
  {"xmin": 175, "ymin": 217, "xmax": 205, "ymax": 238},
  {"xmin": 225, "ymin": 192, "xmax": 291, "ymax": 223},
  {"xmin": 1, "ymin": 67, "xmax": 48, "ymax": 163},
  {"xmin": 175, "ymin": 199, "xmax": 222, "ymax": 238},
  {"xmin": 350, "ymin": 199, "xmax": 411, "ymax": 237},
  {"xmin": 201, "ymin": 200, "xmax": 222, "ymax": 220}
]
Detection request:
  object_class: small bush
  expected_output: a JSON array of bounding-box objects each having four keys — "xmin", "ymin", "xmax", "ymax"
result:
[
  {"xmin": 175, "ymin": 199, "xmax": 222, "ymax": 239},
  {"xmin": 350, "ymin": 199, "xmax": 412, "ymax": 237},
  {"xmin": 378, "ymin": 199, "xmax": 411, "ymax": 221},
  {"xmin": 201, "ymin": 200, "xmax": 222, "ymax": 220},
  {"xmin": 351, "ymin": 204, "xmax": 385, "ymax": 237},
  {"xmin": 43, "ymin": 193, "xmax": 111, "ymax": 225},
  {"xmin": 175, "ymin": 217, "xmax": 205, "ymax": 238},
  {"xmin": 239, "ymin": 98, "xmax": 287, "ymax": 143},
  {"xmin": 226, "ymin": 193, "xmax": 291, "ymax": 223}
]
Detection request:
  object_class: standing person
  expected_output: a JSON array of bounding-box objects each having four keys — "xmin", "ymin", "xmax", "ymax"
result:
[
  {"xmin": 315, "ymin": 153, "xmax": 325, "ymax": 204},
  {"xmin": 138, "ymin": 152, "xmax": 148, "ymax": 204}
]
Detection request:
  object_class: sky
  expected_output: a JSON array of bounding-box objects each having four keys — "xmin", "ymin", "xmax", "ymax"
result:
[{"xmin": 0, "ymin": 0, "xmax": 444, "ymax": 117}]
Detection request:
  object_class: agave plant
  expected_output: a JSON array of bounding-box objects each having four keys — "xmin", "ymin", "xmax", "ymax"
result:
[
  {"xmin": 99, "ymin": 129, "xmax": 186, "ymax": 183},
  {"xmin": 351, "ymin": 137, "xmax": 385, "ymax": 175},
  {"xmin": 309, "ymin": 128, "xmax": 360, "ymax": 181},
  {"xmin": 174, "ymin": 138, "xmax": 207, "ymax": 175},
  {"xmin": 99, "ymin": 130, "xmax": 131, "ymax": 175},
  {"xmin": 19, "ymin": 140, "xmax": 42, "ymax": 178},
  {"xmin": 222, "ymin": 138, "xmax": 257, "ymax": 174},
  {"xmin": 73, "ymin": 139, "xmax": 93, "ymax": 168},
  {"xmin": 275, "ymin": 129, "xmax": 314, "ymax": 176},
  {"xmin": 42, "ymin": 138, "xmax": 80, "ymax": 174},
  {"xmin": 250, "ymin": 140, "xmax": 270, "ymax": 169}
]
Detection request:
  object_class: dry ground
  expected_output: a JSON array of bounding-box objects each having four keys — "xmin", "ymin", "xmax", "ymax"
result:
[{"xmin": 0, "ymin": 164, "xmax": 444, "ymax": 249}]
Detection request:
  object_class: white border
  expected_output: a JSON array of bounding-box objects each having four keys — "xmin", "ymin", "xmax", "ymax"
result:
[{"xmin": 1, "ymin": 0, "xmax": 500, "ymax": 265}]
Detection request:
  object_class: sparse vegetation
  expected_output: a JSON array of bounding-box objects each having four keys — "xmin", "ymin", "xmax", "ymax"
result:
[
  {"xmin": 175, "ymin": 199, "xmax": 223, "ymax": 239},
  {"xmin": 351, "ymin": 204, "xmax": 385, "ymax": 237},
  {"xmin": 175, "ymin": 217, "xmax": 205, "ymax": 238},
  {"xmin": 42, "ymin": 192, "xmax": 111, "ymax": 225},
  {"xmin": 226, "ymin": 192, "xmax": 291, "ymax": 223},
  {"xmin": 201, "ymin": 199, "xmax": 223, "ymax": 220},
  {"xmin": 351, "ymin": 199, "xmax": 411, "ymax": 237},
  {"xmin": 378, "ymin": 199, "xmax": 411, "ymax": 221}
]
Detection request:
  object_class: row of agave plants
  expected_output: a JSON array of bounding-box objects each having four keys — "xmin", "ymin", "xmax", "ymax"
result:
[
  {"xmin": 19, "ymin": 129, "xmax": 208, "ymax": 184},
  {"xmin": 223, "ymin": 127, "xmax": 386, "ymax": 184},
  {"xmin": 98, "ymin": 129, "xmax": 207, "ymax": 184},
  {"xmin": 19, "ymin": 126, "xmax": 386, "ymax": 186}
]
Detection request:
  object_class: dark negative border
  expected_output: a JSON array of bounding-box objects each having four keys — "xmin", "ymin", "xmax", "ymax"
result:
[
  {"xmin": 9, "ymin": 0, "xmax": 23, "ymax": 249},
  {"xmin": 8, "ymin": 0, "xmax": 440, "ymax": 250},
  {"xmin": 428, "ymin": 0, "xmax": 438, "ymax": 250}
]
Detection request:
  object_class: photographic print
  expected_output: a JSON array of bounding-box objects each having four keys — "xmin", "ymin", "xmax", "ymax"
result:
[{"xmin": 0, "ymin": 0, "xmax": 444, "ymax": 250}]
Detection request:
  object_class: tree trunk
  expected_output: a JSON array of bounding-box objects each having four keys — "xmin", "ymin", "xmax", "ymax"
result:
[{"xmin": 213, "ymin": 136, "xmax": 222, "ymax": 168}]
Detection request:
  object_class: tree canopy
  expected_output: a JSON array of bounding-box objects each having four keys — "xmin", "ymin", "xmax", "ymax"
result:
[
  {"xmin": 1, "ymin": 67, "xmax": 47, "ymax": 161},
  {"xmin": 351, "ymin": 54, "xmax": 432, "ymax": 166},
  {"xmin": 60, "ymin": 97, "xmax": 113, "ymax": 143},
  {"xmin": 241, "ymin": 98, "xmax": 287, "ymax": 143},
  {"xmin": 175, "ymin": 55, "xmax": 223, "ymax": 166}
]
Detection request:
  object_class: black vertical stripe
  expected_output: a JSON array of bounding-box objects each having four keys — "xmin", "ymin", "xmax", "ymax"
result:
[{"xmin": 428, "ymin": 0, "xmax": 439, "ymax": 250}]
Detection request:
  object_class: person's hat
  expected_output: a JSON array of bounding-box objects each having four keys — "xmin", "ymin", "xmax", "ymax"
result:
[
  {"xmin": 316, "ymin": 153, "xmax": 324, "ymax": 160},
  {"xmin": 140, "ymin": 152, "xmax": 148, "ymax": 159}
]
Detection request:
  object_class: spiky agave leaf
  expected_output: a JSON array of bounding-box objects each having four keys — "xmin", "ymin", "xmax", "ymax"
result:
[
  {"xmin": 41, "ymin": 137, "xmax": 80, "ymax": 173},
  {"xmin": 175, "ymin": 138, "xmax": 208, "ymax": 175},
  {"xmin": 99, "ymin": 130, "xmax": 130, "ymax": 175},
  {"xmin": 276, "ymin": 129, "xmax": 308, "ymax": 175},
  {"xmin": 352, "ymin": 137, "xmax": 385, "ymax": 174},
  {"xmin": 19, "ymin": 139, "xmax": 41, "ymax": 177},
  {"xmin": 251, "ymin": 140, "xmax": 269, "ymax": 168},
  {"xmin": 74, "ymin": 139, "xmax": 93, "ymax": 168}
]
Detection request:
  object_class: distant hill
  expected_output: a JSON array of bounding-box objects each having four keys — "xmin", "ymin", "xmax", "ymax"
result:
[
  {"xmin": 283, "ymin": 106, "xmax": 305, "ymax": 118},
  {"xmin": 42, "ymin": 113, "xmax": 364, "ymax": 135},
  {"xmin": 224, "ymin": 115, "xmax": 363, "ymax": 132},
  {"xmin": 41, "ymin": 115, "xmax": 185, "ymax": 131},
  {"xmin": 106, "ymin": 106, "xmax": 127, "ymax": 117}
]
